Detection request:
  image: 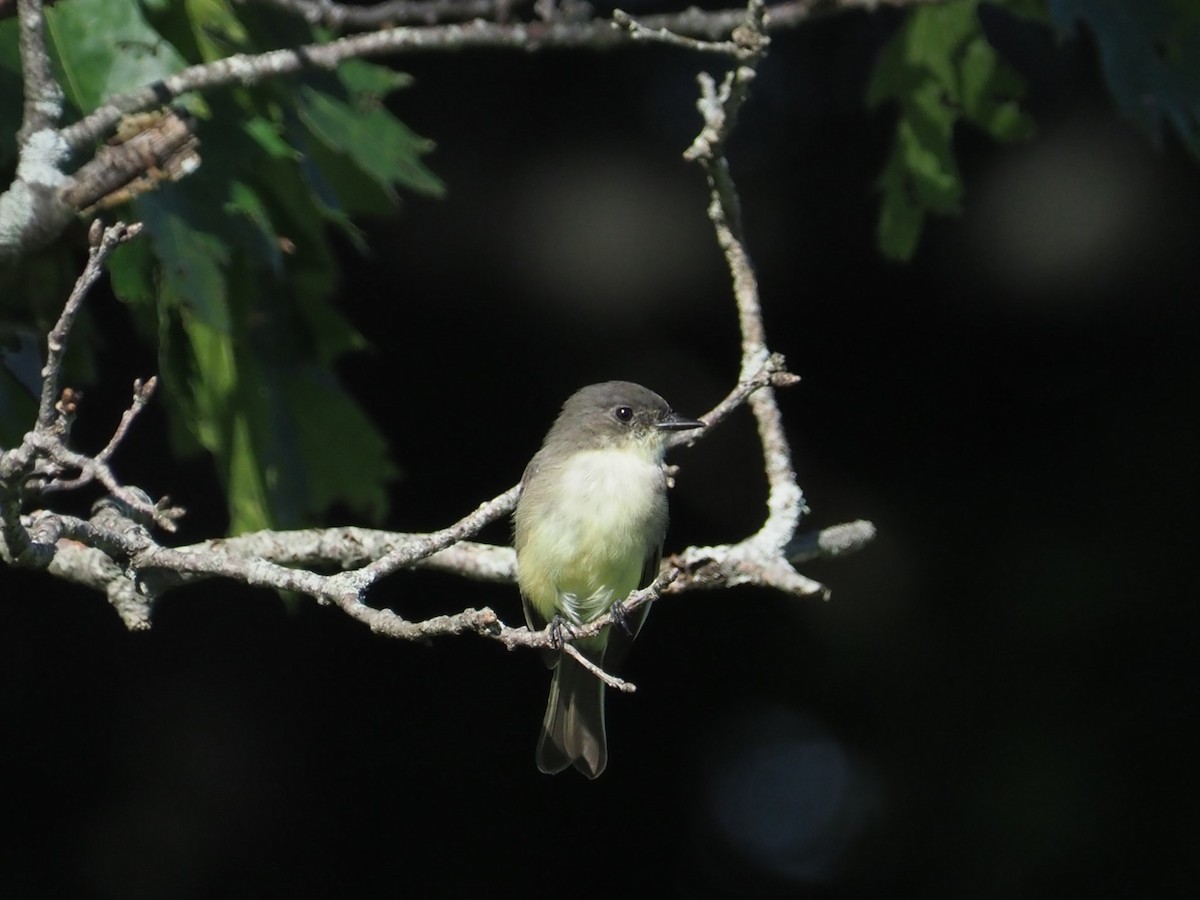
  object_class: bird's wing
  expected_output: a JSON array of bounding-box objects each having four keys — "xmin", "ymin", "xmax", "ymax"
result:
[{"xmin": 601, "ymin": 541, "xmax": 660, "ymax": 675}]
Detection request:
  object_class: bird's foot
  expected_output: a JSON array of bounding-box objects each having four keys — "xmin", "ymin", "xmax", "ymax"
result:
[
  {"xmin": 548, "ymin": 615, "xmax": 578, "ymax": 650},
  {"xmin": 609, "ymin": 599, "xmax": 634, "ymax": 636}
]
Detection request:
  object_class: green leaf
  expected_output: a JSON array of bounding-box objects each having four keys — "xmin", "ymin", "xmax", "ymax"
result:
[
  {"xmin": 874, "ymin": 159, "xmax": 926, "ymax": 261},
  {"xmin": 135, "ymin": 191, "xmax": 232, "ymax": 334},
  {"xmin": 868, "ymin": 0, "xmax": 1034, "ymax": 259},
  {"xmin": 297, "ymin": 84, "xmax": 445, "ymax": 200},
  {"xmin": 289, "ymin": 115, "xmax": 397, "ymax": 223},
  {"xmin": 117, "ymin": 162, "xmax": 394, "ymax": 533},
  {"xmin": 55, "ymin": 4, "xmax": 439, "ymax": 534},
  {"xmin": 215, "ymin": 263, "xmax": 395, "ymax": 532},
  {"xmin": 959, "ymin": 36, "xmax": 1036, "ymax": 140},
  {"xmin": 118, "ymin": 182, "xmax": 235, "ymax": 459},
  {"xmin": 244, "ymin": 116, "xmax": 299, "ymax": 161},
  {"xmin": 225, "ymin": 180, "xmax": 285, "ymax": 275},
  {"xmin": 108, "ymin": 237, "xmax": 158, "ymax": 308},
  {"xmin": 902, "ymin": 0, "xmax": 978, "ymax": 92},
  {"xmin": 233, "ymin": 350, "xmax": 395, "ymax": 530},
  {"xmin": 183, "ymin": 0, "xmax": 250, "ymax": 62},
  {"xmin": 293, "ymin": 291, "xmax": 366, "ymax": 364},
  {"xmin": 901, "ymin": 84, "xmax": 962, "ymax": 212},
  {"xmin": 279, "ymin": 112, "xmax": 370, "ymax": 249},
  {"xmin": 243, "ymin": 134, "xmax": 347, "ymax": 292},
  {"xmin": 226, "ymin": 411, "xmax": 273, "ymax": 533},
  {"xmin": 1050, "ymin": 0, "xmax": 1200, "ymax": 157},
  {"xmin": 282, "ymin": 368, "xmax": 395, "ymax": 522},
  {"xmin": 337, "ymin": 58, "xmax": 415, "ymax": 98},
  {"xmin": 45, "ymin": 0, "xmax": 187, "ymax": 114},
  {"xmin": 181, "ymin": 313, "xmax": 238, "ymax": 457}
]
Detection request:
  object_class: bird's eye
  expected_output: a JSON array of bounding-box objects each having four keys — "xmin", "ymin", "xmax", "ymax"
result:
[{"xmin": 614, "ymin": 406, "xmax": 634, "ymax": 422}]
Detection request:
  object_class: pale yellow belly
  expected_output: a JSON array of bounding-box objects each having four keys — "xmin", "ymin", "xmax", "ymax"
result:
[{"xmin": 517, "ymin": 448, "xmax": 667, "ymax": 624}]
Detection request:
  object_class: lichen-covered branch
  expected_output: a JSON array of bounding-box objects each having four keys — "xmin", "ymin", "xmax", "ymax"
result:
[
  {"xmin": 672, "ymin": 0, "xmax": 827, "ymax": 603},
  {"xmin": 247, "ymin": 0, "xmax": 523, "ymax": 28},
  {"xmin": 15, "ymin": 0, "xmax": 61, "ymax": 144},
  {"xmin": 250, "ymin": 0, "xmax": 942, "ymax": 34}
]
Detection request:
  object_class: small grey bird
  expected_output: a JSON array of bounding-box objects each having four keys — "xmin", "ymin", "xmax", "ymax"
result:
[{"xmin": 514, "ymin": 381, "xmax": 703, "ymax": 778}]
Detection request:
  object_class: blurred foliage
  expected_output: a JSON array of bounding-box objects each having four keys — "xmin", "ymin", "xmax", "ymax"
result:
[
  {"xmin": 868, "ymin": 0, "xmax": 1037, "ymax": 260},
  {"xmin": 1049, "ymin": 0, "xmax": 1200, "ymax": 154},
  {"xmin": 0, "ymin": 0, "xmax": 442, "ymax": 532},
  {"xmin": 868, "ymin": 0, "xmax": 1200, "ymax": 260}
]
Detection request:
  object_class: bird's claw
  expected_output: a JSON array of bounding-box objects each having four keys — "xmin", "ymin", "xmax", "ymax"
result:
[
  {"xmin": 610, "ymin": 599, "xmax": 633, "ymax": 636},
  {"xmin": 548, "ymin": 615, "xmax": 577, "ymax": 650}
]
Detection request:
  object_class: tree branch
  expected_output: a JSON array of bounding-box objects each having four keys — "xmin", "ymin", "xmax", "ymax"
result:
[
  {"xmin": 60, "ymin": 0, "xmax": 941, "ymax": 152},
  {"xmin": 0, "ymin": 0, "xmax": 875, "ymax": 657},
  {"xmin": 61, "ymin": 110, "xmax": 202, "ymax": 215},
  {"xmin": 36, "ymin": 222, "xmax": 125, "ymax": 430},
  {"xmin": 250, "ymin": 0, "xmax": 944, "ymax": 33},
  {"xmin": 327, "ymin": 484, "xmax": 522, "ymax": 598},
  {"xmin": 15, "ymin": 0, "xmax": 62, "ymax": 144},
  {"xmin": 673, "ymin": 0, "xmax": 829, "ymax": 599},
  {"xmin": 246, "ymin": 0, "xmax": 525, "ymax": 28},
  {"xmin": 0, "ymin": 0, "xmax": 71, "ymax": 263},
  {"xmin": 0, "ymin": 0, "xmax": 944, "ymax": 260}
]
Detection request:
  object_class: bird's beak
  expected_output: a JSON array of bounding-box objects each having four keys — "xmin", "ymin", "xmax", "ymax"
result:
[{"xmin": 656, "ymin": 411, "xmax": 705, "ymax": 432}]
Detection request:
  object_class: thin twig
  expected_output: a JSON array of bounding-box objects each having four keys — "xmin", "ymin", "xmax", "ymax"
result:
[
  {"xmin": 668, "ymin": 350, "xmax": 797, "ymax": 450},
  {"xmin": 562, "ymin": 643, "xmax": 636, "ymax": 692},
  {"xmin": 329, "ymin": 483, "xmax": 522, "ymax": 597},
  {"xmin": 37, "ymin": 222, "xmax": 138, "ymax": 430},
  {"xmin": 13, "ymin": 222, "xmax": 185, "ymax": 533},
  {"xmin": 97, "ymin": 377, "xmax": 158, "ymax": 464},
  {"xmin": 188, "ymin": 527, "xmax": 518, "ymax": 583},
  {"xmin": 612, "ymin": 9, "xmax": 741, "ymax": 56},
  {"xmin": 676, "ymin": 0, "xmax": 824, "ymax": 594},
  {"xmin": 787, "ymin": 520, "xmax": 876, "ymax": 564},
  {"xmin": 30, "ymin": 433, "xmax": 185, "ymax": 530}
]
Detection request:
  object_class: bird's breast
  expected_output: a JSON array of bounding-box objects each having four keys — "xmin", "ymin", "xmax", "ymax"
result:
[{"xmin": 517, "ymin": 448, "xmax": 668, "ymax": 623}]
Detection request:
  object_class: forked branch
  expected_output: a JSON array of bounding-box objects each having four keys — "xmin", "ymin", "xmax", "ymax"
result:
[{"xmin": 0, "ymin": 0, "xmax": 875, "ymax": 668}]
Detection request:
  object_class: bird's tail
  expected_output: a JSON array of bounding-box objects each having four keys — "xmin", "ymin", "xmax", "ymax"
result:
[{"xmin": 537, "ymin": 652, "xmax": 607, "ymax": 779}]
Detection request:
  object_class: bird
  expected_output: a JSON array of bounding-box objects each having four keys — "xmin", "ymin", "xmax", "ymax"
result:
[{"xmin": 513, "ymin": 381, "xmax": 703, "ymax": 778}]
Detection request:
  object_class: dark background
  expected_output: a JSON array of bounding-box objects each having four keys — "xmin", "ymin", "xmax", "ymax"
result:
[{"xmin": 4, "ymin": 7, "xmax": 1199, "ymax": 898}]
